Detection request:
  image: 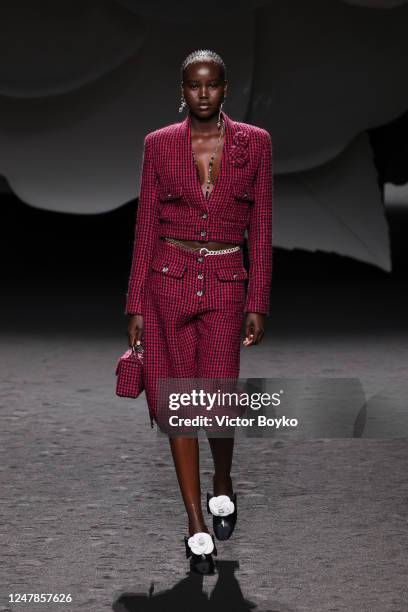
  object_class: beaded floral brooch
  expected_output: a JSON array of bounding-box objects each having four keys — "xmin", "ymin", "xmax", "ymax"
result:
[{"xmin": 230, "ymin": 130, "xmax": 250, "ymax": 167}]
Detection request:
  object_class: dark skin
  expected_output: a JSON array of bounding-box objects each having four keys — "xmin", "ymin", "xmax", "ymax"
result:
[{"xmin": 128, "ymin": 60, "xmax": 266, "ymax": 536}]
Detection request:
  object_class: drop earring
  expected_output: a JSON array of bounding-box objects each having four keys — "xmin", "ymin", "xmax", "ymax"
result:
[
  {"xmin": 217, "ymin": 100, "xmax": 225, "ymax": 129},
  {"xmin": 178, "ymin": 91, "xmax": 187, "ymax": 113}
]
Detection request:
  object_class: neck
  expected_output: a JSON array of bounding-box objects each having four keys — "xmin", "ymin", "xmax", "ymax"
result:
[{"xmin": 189, "ymin": 110, "xmax": 223, "ymax": 134}]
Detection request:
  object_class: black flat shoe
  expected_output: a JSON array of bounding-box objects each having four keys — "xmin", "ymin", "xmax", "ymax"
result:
[
  {"xmin": 184, "ymin": 532, "xmax": 217, "ymax": 575},
  {"xmin": 207, "ymin": 492, "xmax": 238, "ymax": 541}
]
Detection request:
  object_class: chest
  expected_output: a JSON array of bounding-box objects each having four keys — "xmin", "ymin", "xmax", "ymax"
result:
[
  {"xmin": 191, "ymin": 131, "xmax": 225, "ymax": 199},
  {"xmin": 155, "ymin": 128, "xmax": 258, "ymax": 207}
]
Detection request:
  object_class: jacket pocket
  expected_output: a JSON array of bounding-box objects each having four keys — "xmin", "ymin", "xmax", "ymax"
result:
[
  {"xmin": 232, "ymin": 184, "xmax": 255, "ymax": 204},
  {"xmin": 158, "ymin": 186, "xmax": 184, "ymax": 202}
]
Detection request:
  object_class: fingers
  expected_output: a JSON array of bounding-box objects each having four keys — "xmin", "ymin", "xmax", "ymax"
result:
[
  {"xmin": 128, "ymin": 334, "xmax": 143, "ymax": 347},
  {"xmin": 128, "ymin": 329, "xmax": 144, "ymax": 347},
  {"xmin": 135, "ymin": 326, "xmax": 143, "ymax": 344},
  {"xmin": 243, "ymin": 322, "xmax": 264, "ymax": 346},
  {"xmin": 243, "ymin": 320, "xmax": 253, "ymax": 346},
  {"xmin": 242, "ymin": 333, "xmax": 254, "ymax": 347},
  {"xmin": 127, "ymin": 316, "xmax": 144, "ymax": 348},
  {"xmin": 243, "ymin": 319, "xmax": 254, "ymax": 346}
]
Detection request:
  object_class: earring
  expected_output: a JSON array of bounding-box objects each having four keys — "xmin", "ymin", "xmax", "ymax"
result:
[
  {"xmin": 217, "ymin": 100, "xmax": 225, "ymax": 129},
  {"xmin": 178, "ymin": 93, "xmax": 186, "ymax": 113}
]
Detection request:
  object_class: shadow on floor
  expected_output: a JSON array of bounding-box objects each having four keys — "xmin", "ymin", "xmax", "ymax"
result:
[{"xmin": 112, "ymin": 559, "xmax": 295, "ymax": 612}]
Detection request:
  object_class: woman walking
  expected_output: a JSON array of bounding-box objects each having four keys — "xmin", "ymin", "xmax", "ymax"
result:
[{"xmin": 125, "ymin": 49, "xmax": 273, "ymax": 574}]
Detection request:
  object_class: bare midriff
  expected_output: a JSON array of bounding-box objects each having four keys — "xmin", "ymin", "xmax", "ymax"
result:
[{"xmin": 162, "ymin": 238, "xmax": 239, "ymax": 250}]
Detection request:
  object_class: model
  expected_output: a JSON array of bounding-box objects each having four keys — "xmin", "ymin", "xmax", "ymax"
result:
[{"xmin": 124, "ymin": 49, "xmax": 273, "ymax": 575}]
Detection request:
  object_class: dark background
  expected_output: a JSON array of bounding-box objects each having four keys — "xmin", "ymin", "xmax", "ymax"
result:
[{"xmin": 2, "ymin": 115, "xmax": 407, "ymax": 338}]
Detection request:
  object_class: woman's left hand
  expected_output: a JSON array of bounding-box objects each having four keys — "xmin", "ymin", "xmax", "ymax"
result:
[{"xmin": 243, "ymin": 313, "xmax": 265, "ymax": 346}]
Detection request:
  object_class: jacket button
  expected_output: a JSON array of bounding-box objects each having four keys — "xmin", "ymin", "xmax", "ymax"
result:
[
  {"xmin": 162, "ymin": 266, "xmax": 169, "ymax": 272},
  {"xmin": 243, "ymin": 193, "xmax": 248, "ymax": 199},
  {"xmin": 197, "ymin": 273, "xmax": 203, "ymax": 279},
  {"xmin": 233, "ymin": 273, "xmax": 238, "ymax": 279},
  {"xmin": 202, "ymin": 213, "xmax": 208, "ymax": 219},
  {"xmin": 200, "ymin": 230, "xmax": 206, "ymax": 237},
  {"xmin": 197, "ymin": 257, "xmax": 204, "ymax": 263},
  {"xmin": 167, "ymin": 193, "xmax": 172, "ymax": 198},
  {"xmin": 197, "ymin": 290, "xmax": 203, "ymax": 296}
]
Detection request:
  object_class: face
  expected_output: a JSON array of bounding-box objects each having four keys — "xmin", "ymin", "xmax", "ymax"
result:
[{"xmin": 182, "ymin": 61, "xmax": 227, "ymax": 119}]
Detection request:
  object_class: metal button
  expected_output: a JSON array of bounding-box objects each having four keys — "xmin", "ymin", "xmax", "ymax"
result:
[
  {"xmin": 167, "ymin": 193, "xmax": 172, "ymax": 198},
  {"xmin": 197, "ymin": 257, "xmax": 204, "ymax": 263},
  {"xmin": 196, "ymin": 290, "xmax": 203, "ymax": 297},
  {"xmin": 233, "ymin": 273, "xmax": 238, "ymax": 279},
  {"xmin": 200, "ymin": 230, "xmax": 206, "ymax": 237},
  {"xmin": 197, "ymin": 273, "xmax": 203, "ymax": 279},
  {"xmin": 162, "ymin": 266, "xmax": 169, "ymax": 272},
  {"xmin": 202, "ymin": 213, "xmax": 208, "ymax": 219},
  {"xmin": 243, "ymin": 192, "xmax": 248, "ymax": 199}
]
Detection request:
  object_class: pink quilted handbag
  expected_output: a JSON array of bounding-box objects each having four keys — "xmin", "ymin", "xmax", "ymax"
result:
[{"xmin": 115, "ymin": 344, "xmax": 144, "ymax": 398}]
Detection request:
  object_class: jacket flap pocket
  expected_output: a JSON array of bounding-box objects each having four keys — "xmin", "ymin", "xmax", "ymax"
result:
[
  {"xmin": 158, "ymin": 186, "xmax": 183, "ymax": 202},
  {"xmin": 151, "ymin": 258, "xmax": 187, "ymax": 278},
  {"xmin": 216, "ymin": 267, "xmax": 248, "ymax": 281},
  {"xmin": 232, "ymin": 184, "xmax": 255, "ymax": 202}
]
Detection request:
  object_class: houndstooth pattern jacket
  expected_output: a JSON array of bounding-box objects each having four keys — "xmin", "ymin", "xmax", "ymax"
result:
[{"xmin": 125, "ymin": 110, "xmax": 273, "ymax": 316}]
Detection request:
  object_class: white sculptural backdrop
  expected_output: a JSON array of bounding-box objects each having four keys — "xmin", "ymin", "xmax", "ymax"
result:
[{"xmin": 1, "ymin": 0, "xmax": 408, "ymax": 271}]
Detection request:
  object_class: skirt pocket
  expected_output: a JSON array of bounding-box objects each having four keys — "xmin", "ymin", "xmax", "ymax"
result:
[
  {"xmin": 215, "ymin": 266, "xmax": 248, "ymax": 305},
  {"xmin": 148, "ymin": 256, "xmax": 188, "ymax": 300}
]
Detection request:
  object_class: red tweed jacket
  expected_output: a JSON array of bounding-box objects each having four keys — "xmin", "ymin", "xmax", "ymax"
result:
[{"xmin": 125, "ymin": 110, "xmax": 273, "ymax": 316}]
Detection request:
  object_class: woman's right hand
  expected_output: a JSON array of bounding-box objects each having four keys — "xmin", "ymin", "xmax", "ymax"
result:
[{"xmin": 127, "ymin": 314, "xmax": 144, "ymax": 347}]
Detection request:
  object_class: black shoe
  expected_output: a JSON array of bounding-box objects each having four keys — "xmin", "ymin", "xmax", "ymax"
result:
[
  {"xmin": 184, "ymin": 533, "xmax": 217, "ymax": 575},
  {"xmin": 207, "ymin": 492, "xmax": 237, "ymax": 541}
]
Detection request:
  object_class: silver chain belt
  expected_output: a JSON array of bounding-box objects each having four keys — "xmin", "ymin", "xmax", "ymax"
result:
[{"xmin": 164, "ymin": 237, "xmax": 241, "ymax": 256}]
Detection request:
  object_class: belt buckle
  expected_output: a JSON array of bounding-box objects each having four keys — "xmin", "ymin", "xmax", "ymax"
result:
[{"xmin": 199, "ymin": 247, "xmax": 210, "ymax": 256}]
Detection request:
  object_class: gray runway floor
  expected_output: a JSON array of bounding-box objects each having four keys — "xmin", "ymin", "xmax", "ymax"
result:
[{"xmin": 1, "ymin": 321, "xmax": 408, "ymax": 611}]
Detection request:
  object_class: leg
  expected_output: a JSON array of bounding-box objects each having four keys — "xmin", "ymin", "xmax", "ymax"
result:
[
  {"xmin": 169, "ymin": 436, "xmax": 209, "ymax": 536},
  {"xmin": 207, "ymin": 436, "xmax": 234, "ymax": 496},
  {"xmin": 196, "ymin": 306, "xmax": 245, "ymax": 495},
  {"xmin": 143, "ymin": 252, "xmax": 211, "ymax": 537}
]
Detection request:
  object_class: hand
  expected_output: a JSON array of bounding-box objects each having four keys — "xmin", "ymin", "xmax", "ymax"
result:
[
  {"xmin": 127, "ymin": 314, "xmax": 144, "ymax": 348},
  {"xmin": 243, "ymin": 313, "xmax": 265, "ymax": 346}
]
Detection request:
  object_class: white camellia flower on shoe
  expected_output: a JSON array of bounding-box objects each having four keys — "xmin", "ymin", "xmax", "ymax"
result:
[
  {"xmin": 208, "ymin": 495, "xmax": 235, "ymax": 517},
  {"xmin": 187, "ymin": 532, "xmax": 214, "ymax": 556}
]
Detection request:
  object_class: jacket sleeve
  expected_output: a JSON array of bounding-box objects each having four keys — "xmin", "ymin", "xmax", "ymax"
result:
[
  {"xmin": 244, "ymin": 130, "xmax": 273, "ymax": 316},
  {"xmin": 124, "ymin": 134, "xmax": 160, "ymax": 315}
]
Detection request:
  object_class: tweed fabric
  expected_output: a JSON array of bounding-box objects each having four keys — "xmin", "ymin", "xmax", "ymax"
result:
[
  {"xmin": 125, "ymin": 110, "xmax": 273, "ymax": 316},
  {"xmin": 141, "ymin": 239, "xmax": 248, "ymax": 427},
  {"xmin": 115, "ymin": 347, "xmax": 144, "ymax": 398}
]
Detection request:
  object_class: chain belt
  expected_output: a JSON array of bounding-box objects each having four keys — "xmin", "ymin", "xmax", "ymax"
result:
[{"xmin": 163, "ymin": 237, "xmax": 241, "ymax": 256}]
